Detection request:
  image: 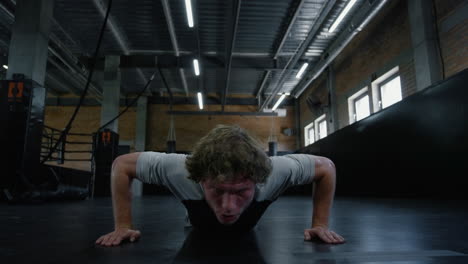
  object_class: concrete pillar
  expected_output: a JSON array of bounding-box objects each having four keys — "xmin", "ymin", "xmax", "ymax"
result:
[
  {"xmin": 295, "ymin": 99, "xmax": 301, "ymax": 149},
  {"xmin": 327, "ymin": 64, "xmax": 339, "ymax": 133},
  {"xmin": 6, "ymin": 0, "xmax": 54, "ymax": 85},
  {"xmin": 134, "ymin": 96, "xmax": 147, "ymax": 152},
  {"xmin": 408, "ymin": 0, "xmax": 442, "ymax": 91},
  {"xmin": 1, "ymin": 55, "xmax": 8, "ymax": 80},
  {"xmin": 100, "ymin": 56, "xmax": 121, "ymax": 132},
  {"xmin": 131, "ymin": 96, "xmax": 147, "ymax": 197}
]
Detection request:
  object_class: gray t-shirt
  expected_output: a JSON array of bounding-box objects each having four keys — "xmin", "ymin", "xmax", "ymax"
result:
[{"xmin": 136, "ymin": 152, "xmax": 315, "ymax": 231}]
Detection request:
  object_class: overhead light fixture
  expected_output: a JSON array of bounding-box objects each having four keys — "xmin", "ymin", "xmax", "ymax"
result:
[
  {"xmin": 272, "ymin": 93, "xmax": 286, "ymax": 111},
  {"xmin": 185, "ymin": 0, "xmax": 194, "ymax": 28},
  {"xmin": 329, "ymin": 0, "xmax": 357, "ymax": 33},
  {"xmin": 2, "ymin": 65, "xmax": 8, "ymax": 69},
  {"xmin": 197, "ymin": 92, "xmax": 203, "ymax": 109},
  {"xmin": 193, "ymin": 59, "xmax": 200, "ymax": 76},
  {"xmin": 296, "ymin": 62, "xmax": 309, "ymax": 79}
]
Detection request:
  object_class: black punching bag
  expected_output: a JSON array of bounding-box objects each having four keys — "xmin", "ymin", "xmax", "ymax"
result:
[
  {"xmin": 0, "ymin": 79, "xmax": 46, "ymax": 193},
  {"xmin": 92, "ymin": 129, "xmax": 119, "ymax": 197}
]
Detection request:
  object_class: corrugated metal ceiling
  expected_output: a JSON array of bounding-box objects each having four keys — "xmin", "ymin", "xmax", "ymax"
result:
[{"xmin": 0, "ymin": 0, "xmax": 373, "ymax": 108}]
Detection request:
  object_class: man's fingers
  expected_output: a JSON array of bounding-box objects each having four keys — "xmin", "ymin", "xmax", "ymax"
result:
[
  {"xmin": 101, "ymin": 234, "xmax": 113, "ymax": 246},
  {"xmin": 112, "ymin": 230, "xmax": 134, "ymax": 246},
  {"xmin": 130, "ymin": 230, "xmax": 141, "ymax": 242},
  {"xmin": 108, "ymin": 232, "xmax": 124, "ymax": 246},
  {"xmin": 106, "ymin": 233, "xmax": 119, "ymax": 246},
  {"xmin": 95, "ymin": 235, "xmax": 105, "ymax": 244},
  {"xmin": 330, "ymin": 231, "xmax": 345, "ymax": 243},
  {"xmin": 327, "ymin": 231, "xmax": 342, "ymax": 243},
  {"xmin": 304, "ymin": 228, "xmax": 345, "ymax": 244},
  {"xmin": 319, "ymin": 231, "xmax": 333, "ymax": 243},
  {"xmin": 111, "ymin": 236, "xmax": 122, "ymax": 246},
  {"xmin": 109, "ymin": 232, "xmax": 124, "ymax": 246},
  {"xmin": 96, "ymin": 230, "xmax": 141, "ymax": 247},
  {"xmin": 326, "ymin": 231, "xmax": 337, "ymax": 243}
]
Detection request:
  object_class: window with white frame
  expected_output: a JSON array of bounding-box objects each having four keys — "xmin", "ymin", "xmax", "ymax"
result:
[
  {"xmin": 304, "ymin": 122, "xmax": 315, "ymax": 146},
  {"xmin": 379, "ymin": 75, "xmax": 402, "ymax": 109},
  {"xmin": 355, "ymin": 94, "xmax": 370, "ymax": 121},
  {"xmin": 371, "ymin": 66, "xmax": 402, "ymax": 112},
  {"xmin": 315, "ymin": 114, "xmax": 327, "ymax": 140},
  {"xmin": 347, "ymin": 87, "xmax": 370, "ymax": 124}
]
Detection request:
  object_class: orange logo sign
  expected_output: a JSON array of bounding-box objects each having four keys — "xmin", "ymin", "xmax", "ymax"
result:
[{"xmin": 8, "ymin": 82, "xmax": 24, "ymax": 101}]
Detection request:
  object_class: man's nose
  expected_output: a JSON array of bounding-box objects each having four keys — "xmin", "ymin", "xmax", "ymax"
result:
[{"xmin": 221, "ymin": 193, "xmax": 236, "ymax": 212}]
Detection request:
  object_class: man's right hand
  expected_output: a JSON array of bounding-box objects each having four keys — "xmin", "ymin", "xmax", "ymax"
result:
[{"xmin": 95, "ymin": 228, "xmax": 141, "ymax": 247}]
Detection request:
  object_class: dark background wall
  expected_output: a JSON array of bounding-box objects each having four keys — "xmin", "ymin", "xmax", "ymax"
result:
[{"xmin": 297, "ymin": 69, "xmax": 468, "ymax": 199}]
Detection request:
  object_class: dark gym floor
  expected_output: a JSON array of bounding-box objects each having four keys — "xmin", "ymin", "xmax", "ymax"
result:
[{"xmin": 1, "ymin": 195, "xmax": 467, "ymax": 264}]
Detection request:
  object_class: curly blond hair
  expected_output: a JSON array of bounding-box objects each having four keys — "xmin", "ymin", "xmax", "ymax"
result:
[{"xmin": 185, "ymin": 125, "xmax": 272, "ymax": 183}]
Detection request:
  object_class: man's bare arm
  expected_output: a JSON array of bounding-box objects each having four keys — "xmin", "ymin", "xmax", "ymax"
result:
[
  {"xmin": 95, "ymin": 152, "xmax": 141, "ymax": 247},
  {"xmin": 304, "ymin": 156, "xmax": 345, "ymax": 244}
]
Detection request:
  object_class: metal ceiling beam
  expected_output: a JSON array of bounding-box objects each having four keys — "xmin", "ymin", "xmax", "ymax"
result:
[
  {"xmin": 273, "ymin": 0, "xmax": 307, "ymax": 60},
  {"xmin": 47, "ymin": 58, "xmax": 102, "ymax": 100},
  {"xmin": 43, "ymin": 79, "xmax": 62, "ymax": 96},
  {"xmin": 46, "ymin": 71, "xmax": 82, "ymax": 95},
  {"xmin": 221, "ymin": 0, "xmax": 241, "ymax": 111},
  {"xmin": 292, "ymin": 0, "xmax": 390, "ymax": 98},
  {"xmin": 93, "ymin": 54, "xmax": 297, "ymax": 70},
  {"xmin": 167, "ymin": 111, "xmax": 278, "ymax": 117},
  {"xmin": 255, "ymin": 70, "xmax": 271, "ymax": 99},
  {"xmin": 255, "ymin": 0, "xmax": 305, "ymax": 103},
  {"xmin": 48, "ymin": 47, "xmax": 103, "ymax": 99},
  {"xmin": 92, "ymin": 0, "xmax": 151, "ymax": 97},
  {"xmin": 91, "ymin": 0, "xmax": 128, "ymax": 53},
  {"xmin": 44, "ymin": 95, "xmax": 295, "ymax": 107},
  {"xmin": 161, "ymin": 0, "xmax": 188, "ymax": 96},
  {"xmin": 0, "ymin": 0, "xmax": 104, "ymax": 100},
  {"xmin": 259, "ymin": 0, "xmax": 337, "ymax": 111},
  {"xmin": 127, "ymin": 50, "xmax": 301, "ymax": 57}
]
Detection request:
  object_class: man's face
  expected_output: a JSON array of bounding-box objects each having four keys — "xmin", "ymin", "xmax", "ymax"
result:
[{"xmin": 201, "ymin": 177, "xmax": 256, "ymax": 225}]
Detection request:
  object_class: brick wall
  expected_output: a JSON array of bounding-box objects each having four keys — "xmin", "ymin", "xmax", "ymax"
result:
[
  {"xmin": 44, "ymin": 104, "xmax": 296, "ymax": 171},
  {"xmin": 436, "ymin": 0, "xmax": 468, "ymax": 78},
  {"xmin": 298, "ymin": 0, "xmax": 467, "ymax": 147},
  {"xmin": 146, "ymin": 104, "xmax": 295, "ymax": 152}
]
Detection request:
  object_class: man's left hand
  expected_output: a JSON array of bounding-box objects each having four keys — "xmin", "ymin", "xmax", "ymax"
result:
[{"xmin": 304, "ymin": 226, "xmax": 345, "ymax": 244}]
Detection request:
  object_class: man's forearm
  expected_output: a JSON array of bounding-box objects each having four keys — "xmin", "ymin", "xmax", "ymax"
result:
[
  {"xmin": 311, "ymin": 169, "xmax": 336, "ymax": 228},
  {"xmin": 111, "ymin": 164, "xmax": 134, "ymax": 229}
]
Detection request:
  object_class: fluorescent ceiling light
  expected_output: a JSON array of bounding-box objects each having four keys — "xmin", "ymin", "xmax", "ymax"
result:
[
  {"xmin": 329, "ymin": 0, "xmax": 357, "ymax": 33},
  {"xmin": 272, "ymin": 93, "xmax": 286, "ymax": 111},
  {"xmin": 193, "ymin": 59, "xmax": 200, "ymax": 76},
  {"xmin": 197, "ymin": 92, "xmax": 203, "ymax": 110},
  {"xmin": 296, "ymin": 63, "xmax": 309, "ymax": 79},
  {"xmin": 185, "ymin": 0, "xmax": 194, "ymax": 28},
  {"xmin": 2, "ymin": 65, "xmax": 8, "ymax": 69}
]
